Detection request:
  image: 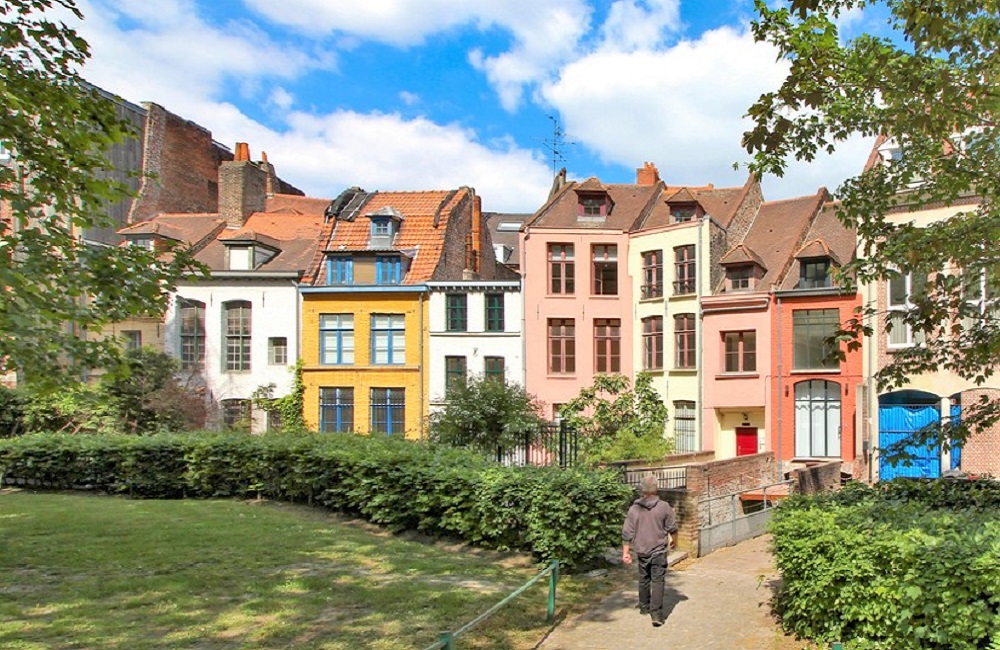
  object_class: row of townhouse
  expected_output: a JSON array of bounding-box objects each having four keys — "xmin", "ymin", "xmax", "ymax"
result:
[
  {"xmin": 113, "ymin": 133, "xmax": 997, "ymax": 481},
  {"xmin": 517, "ymin": 158, "xmax": 999, "ymax": 481}
]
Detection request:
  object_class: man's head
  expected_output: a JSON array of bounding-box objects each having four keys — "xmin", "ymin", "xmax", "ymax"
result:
[{"xmin": 639, "ymin": 474, "xmax": 658, "ymax": 496}]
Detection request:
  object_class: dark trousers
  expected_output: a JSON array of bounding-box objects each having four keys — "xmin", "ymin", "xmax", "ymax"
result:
[{"xmin": 637, "ymin": 552, "xmax": 667, "ymax": 621}]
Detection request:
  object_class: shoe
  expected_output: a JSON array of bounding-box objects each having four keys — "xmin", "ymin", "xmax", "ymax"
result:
[
  {"xmin": 652, "ymin": 619, "xmax": 664, "ymax": 627},
  {"xmin": 639, "ymin": 608, "xmax": 649, "ymax": 615}
]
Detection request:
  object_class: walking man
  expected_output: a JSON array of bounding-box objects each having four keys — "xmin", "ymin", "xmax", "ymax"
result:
[{"xmin": 622, "ymin": 474, "xmax": 678, "ymax": 627}]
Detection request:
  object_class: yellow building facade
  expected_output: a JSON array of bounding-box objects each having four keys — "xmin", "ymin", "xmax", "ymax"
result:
[{"xmin": 301, "ymin": 290, "xmax": 430, "ymax": 439}]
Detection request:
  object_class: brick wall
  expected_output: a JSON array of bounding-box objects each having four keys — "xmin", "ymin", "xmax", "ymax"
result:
[
  {"xmin": 658, "ymin": 487, "xmax": 699, "ymax": 553},
  {"xmin": 218, "ymin": 160, "xmax": 267, "ymax": 228},
  {"xmin": 129, "ymin": 103, "xmax": 232, "ymax": 224},
  {"xmin": 790, "ymin": 460, "xmax": 842, "ymax": 494},
  {"xmin": 686, "ymin": 451, "xmax": 779, "ymax": 498},
  {"xmin": 959, "ymin": 388, "xmax": 1000, "ymax": 476}
]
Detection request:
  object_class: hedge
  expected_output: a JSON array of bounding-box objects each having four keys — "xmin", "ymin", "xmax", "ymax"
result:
[
  {"xmin": 771, "ymin": 480, "xmax": 1000, "ymax": 649},
  {"xmin": 0, "ymin": 432, "xmax": 633, "ymax": 569}
]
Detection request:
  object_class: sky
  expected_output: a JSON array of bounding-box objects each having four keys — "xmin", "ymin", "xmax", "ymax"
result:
[{"xmin": 70, "ymin": 0, "xmax": 884, "ymax": 213}]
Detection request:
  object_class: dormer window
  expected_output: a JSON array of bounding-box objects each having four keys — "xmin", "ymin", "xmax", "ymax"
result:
[
  {"xmin": 576, "ymin": 191, "xmax": 612, "ymax": 220},
  {"xmin": 130, "ymin": 237, "xmax": 155, "ymax": 250},
  {"xmin": 224, "ymin": 239, "xmax": 278, "ymax": 271},
  {"xmin": 799, "ymin": 258, "xmax": 832, "ymax": 289},
  {"xmin": 367, "ymin": 206, "xmax": 404, "ymax": 248},
  {"xmin": 727, "ymin": 265, "xmax": 756, "ymax": 291},
  {"xmin": 670, "ymin": 203, "xmax": 698, "ymax": 223},
  {"xmin": 376, "ymin": 255, "xmax": 402, "ymax": 285}
]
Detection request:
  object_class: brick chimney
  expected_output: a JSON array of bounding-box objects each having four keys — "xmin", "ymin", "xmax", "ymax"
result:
[
  {"xmin": 219, "ymin": 142, "xmax": 267, "ymax": 227},
  {"xmin": 636, "ymin": 161, "xmax": 660, "ymax": 186}
]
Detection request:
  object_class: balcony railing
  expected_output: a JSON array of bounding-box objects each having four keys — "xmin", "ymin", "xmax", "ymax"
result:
[
  {"xmin": 673, "ymin": 279, "xmax": 696, "ymax": 294},
  {"xmin": 641, "ymin": 283, "xmax": 663, "ymax": 299}
]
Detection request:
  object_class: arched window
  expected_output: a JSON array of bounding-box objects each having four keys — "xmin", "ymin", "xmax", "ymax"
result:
[
  {"xmin": 178, "ymin": 298, "xmax": 205, "ymax": 370},
  {"xmin": 794, "ymin": 380, "xmax": 841, "ymax": 458},
  {"xmin": 223, "ymin": 300, "xmax": 251, "ymax": 371}
]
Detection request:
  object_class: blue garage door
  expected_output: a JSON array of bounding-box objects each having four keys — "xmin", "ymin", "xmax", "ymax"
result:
[
  {"xmin": 950, "ymin": 403, "xmax": 962, "ymax": 471},
  {"xmin": 879, "ymin": 404, "xmax": 942, "ymax": 480}
]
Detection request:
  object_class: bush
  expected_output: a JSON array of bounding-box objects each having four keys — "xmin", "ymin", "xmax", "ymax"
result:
[
  {"xmin": 771, "ymin": 480, "xmax": 1000, "ymax": 649},
  {"xmin": 0, "ymin": 432, "xmax": 633, "ymax": 569}
]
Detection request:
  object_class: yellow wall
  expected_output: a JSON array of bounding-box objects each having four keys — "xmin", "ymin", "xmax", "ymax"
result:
[
  {"xmin": 715, "ymin": 408, "xmax": 766, "ymax": 459},
  {"xmin": 301, "ymin": 292, "xmax": 429, "ymax": 439}
]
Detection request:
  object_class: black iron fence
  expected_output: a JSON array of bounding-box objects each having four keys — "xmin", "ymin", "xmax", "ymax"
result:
[{"xmin": 497, "ymin": 421, "xmax": 578, "ymax": 468}]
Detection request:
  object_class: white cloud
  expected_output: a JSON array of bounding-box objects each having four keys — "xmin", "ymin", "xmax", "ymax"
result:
[
  {"xmin": 399, "ymin": 91, "xmax": 420, "ymax": 106},
  {"xmin": 267, "ymin": 87, "xmax": 295, "ymax": 111},
  {"xmin": 541, "ymin": 25, "xmax": 866, "ymax": 199},
  {"xmin": 244, "ymin": 0, "xmax": 593, "ymax": 111},
  {"xmin": 600, "ymin": 0, "xmax": 682, "ymax": 52}
]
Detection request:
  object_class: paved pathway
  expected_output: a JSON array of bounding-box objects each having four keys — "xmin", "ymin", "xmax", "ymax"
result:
[{"xmin": 540, "ymin": 535, "xmax": 800, "ymax": 650}]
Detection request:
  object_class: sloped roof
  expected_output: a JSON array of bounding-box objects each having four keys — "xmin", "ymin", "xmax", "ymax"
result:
[
  {"xmin": 777, "ymin": 202, "xmax": 856, "ymax": 290},
  {"xmin": 118, "ymin": 214, "xmax": 223, "ymax": 243},
  {"xmin": 304, "ymin": 188, "xmax": 471, "ymax": 285},
  {"xmin": 794, "ymin": 238, "xmax": 842, "ymax": 265},
  {"xmin": 526, "ymin": 180, "xmax": 660, "ymax": 230},
  {"xmin": 637, "ymin": 183, "xmax": 748, "ymax": 231},
  {"xmin": 720, "ymin": 243, "xmax": 767, "ymax": 269},
  {"xmin": 195, "ymin": 211, "xmax": 323, "ymax": 273},
  {"xmin": 731, "ymin": 191, "xmax": 828, "ymax": 291},
  {"xmin": 485, "ymin": 212, "xmax": 530, "ymax": 267},
  {"xmin": 264, "ymin": 194, "xmax": 331, "ymax": 215}
]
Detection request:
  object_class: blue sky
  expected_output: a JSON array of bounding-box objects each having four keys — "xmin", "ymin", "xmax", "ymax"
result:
[{"xmin": 73, "ymin": 0, "xmax": 881, "ymax": 213}]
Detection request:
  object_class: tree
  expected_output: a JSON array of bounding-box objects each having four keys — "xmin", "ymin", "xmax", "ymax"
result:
[
  {"xmin": 561, "ymin": 373, "xmax": 672, "ymax": 463},
  {"xmin": 251, "ymin": 360, "xmax": 307, "ymax": 433},
  {"xmin": 0, "ymin": 0, "xmax": 198, "ymax": 384},
  {"xmin": 428, "ymin": 376, "xmax": 547, "ymax": 458},
  {"xmin": 100, "ymin": 347, "xmax": 206, "ymax": 433},
  {"xmin": 743, "ymin": 0, "xmax": 1000, "ymax": 456}
]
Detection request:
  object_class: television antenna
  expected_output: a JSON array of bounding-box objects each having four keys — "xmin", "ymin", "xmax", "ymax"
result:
[{"xmin": 541, "ymin": 115, "xmax": 576, "ymax": 175}]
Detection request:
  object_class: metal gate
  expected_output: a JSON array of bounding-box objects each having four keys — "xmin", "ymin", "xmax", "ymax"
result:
[{"xmin": 879, "ymin": 404, "xmax": 941, "ymax": 480}]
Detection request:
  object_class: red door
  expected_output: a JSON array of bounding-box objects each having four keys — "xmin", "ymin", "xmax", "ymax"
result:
[{"xmin": 736, "ymin": 427, "xmax": 758, "ymax": 456}]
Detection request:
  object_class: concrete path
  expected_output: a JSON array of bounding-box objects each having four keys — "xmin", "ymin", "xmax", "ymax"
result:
[{"xmin": 540, "ymin": 535, "xmax": 800, "ymax": 650}]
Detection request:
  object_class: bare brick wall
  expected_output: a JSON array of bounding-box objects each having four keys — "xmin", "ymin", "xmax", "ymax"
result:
[
  {"xmin": 791, "ymin": 460, "xmax": 841, "ymax": 494},
  {"xmin": 960, "ymin": 388, "xmax": 1000, "ymax": 476},
  {"xmin": 129, "ymin": 103, "xmax": 232, "ymax": 224},
  {"xmin": 658, "ymin": 488, "xmax": 699, "ymax": 553},
  {"xmin": 686, "ymin": 452, "xmax": 779, "ymax": 498},
  {"xmin": 218, "ymin": 161, "xmax": 267, "ymax": 228}
]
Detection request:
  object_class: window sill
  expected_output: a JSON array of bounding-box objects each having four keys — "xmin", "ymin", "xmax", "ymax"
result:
[
  {"xmin": 715, "ymin": 372, "xmax": 759, "ymax": 380},
  {"xmin": 790, "ymin": 368, "xmax": 841, "ymax": 374},
  {"xmin": 639, "ymin": 296, "xmax": 665, "ymax": 303},
  {"xmin": 589, "ymin": 294, "xmax": 621, "ymax": 299},
  {"xmin": 641, "ymin": 368, "xmax": 665, "ymax": 374},
  {"xmin": 669, "ymin": 293, "xmax": 697, "ymax": 300},
  {"xmin": 546, "ymin": 373, "xmax": 578, "ymax": 379},
  {"xmin": 670, "ymin": 367, "xmax": 697, "ymax": 374}
]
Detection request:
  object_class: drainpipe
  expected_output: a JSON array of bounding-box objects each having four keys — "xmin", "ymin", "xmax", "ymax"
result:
[
  {"xmin": 776, "ymin": 293, "xmax": 783, "ymax": 477},
  {"xmin": 696, "ymin": 214, "xmax": 705, "ymax": 451},
  {"xmin": 419, "ymin": 289, "xmax": 426, "ymax": 439},
  {"xmin": 866, "ymin": 275, "xmax": 875, "ymax": 483}
]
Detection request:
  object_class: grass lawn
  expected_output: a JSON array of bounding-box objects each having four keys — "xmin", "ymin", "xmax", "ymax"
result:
[{"xmin": 0, "ymin": 490, "xmax": 626, "ymax": 650}]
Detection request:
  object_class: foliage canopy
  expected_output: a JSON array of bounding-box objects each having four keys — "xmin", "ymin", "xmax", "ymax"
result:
[
  {"xmin": 745, "ymin": 0, "xmax": 1000, "ymax": 452},
  {"xmin": 0, "ymin": 0, "xmax": 199, "ymax": 384}
]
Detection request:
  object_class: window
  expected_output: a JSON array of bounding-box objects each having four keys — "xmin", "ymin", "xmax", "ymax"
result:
[
  {"xmin": 485, "ymin": 293, "xmax": 505, "ymax": 332},
  {"xmin": 446, "ymin": 294, "xmax": 468, "ymax": 332},
  {"xmin": 674, "ymin": 313, "xmax": 696, "ymax": 368},
  {"xmin": 371, "ymin": 314, "xmax": 405, "ymax": 364},
  {"xmin": 548, "ymin": 244, "xmax": 575, "ymax": 294},
  {"xmin": 484, "ymin": 356, "xmax": 505, "ymax": 382},
  {"xmin": 674, "ymin": 401, "xmax": 696, "ymax": 452},
  {"xmin": 961, "ymin": 267, "xmax": 1000, "ymax": 332},
  {"xmin": 130, "ymin": 237, "xmax": 154, "ymax": 250},
  {"xmin": 793, "ymin": 309, "xmax": 840, "ymax": 369},
  {"xmin": 375, "ymin": 256, "xmax": 402, "ymax": 285},
  {"xmin": 179, "ymin": 298, "xmax": 205, "ymax": 370},
  {"xmin": 799, "ymin": 259, "xmax": 832, "ymax": 289},
  {"xmin": 370, "ymin": 388, "xmax": 405, "ymax": 435},
  {"xmin": 592, "ymin": 245, "xmax": 618, "ymax": 295},
  {"xmin": 642, "ymin": 316, "xmax": 663, "ymax": 370},
  {"xmin": 327, "ymin": 256, "xmax": 353, "ymax": 285},
  {"xmin": 445, "ymin": 356, "xmax": 467, "ymax": 394},
  {"xmin": 723, "ymin": 331, "xmax": 756, "ymax": 373},
  {"xmin": 887, "ymin": 271, "xmax": 927, "ymax": 347},
  {"xmin": 641, "ymin": 250, "xmax": 663, "ymax": 299},
  {"xmin": 372, "ymin": 220, "xmax": 391, "ymax": 236},
  {"xmin": 671, "ymin": 204, "xmax": 697, "ymax": 223},
  {"xmin": 320, "ymin": 314, "xmax": 354, "ymax": 365},
  {"xmin": 268, "ymin": 337, "xmax": 288, "ymax": 365},
  {"xmin": 674, "ymin": 245, "xmax": 696, "ymax": 294},
  {"xmin": 580, "ymin": 196, "xmax": 605, "ymax": 216},
  {"xmin": 267, "ymin": 407, "xmax": 282, "ymax": 433},
  {"xmin": 594, "ymin": 318, "xmax": 621, "ymax": 373},
  {"xmin": 728, "ymin": 265, "xmax": 754, "ymax": 291},
  {"xmin": 319, "ymin": 387, "xmax": 354, "ymax": 433},
  {"xmin": 794, "ymin": 380, "xmax": 841, "ymax": 457},
  {"xmin": 548, "ymin": 318, "xmax": 576, "ymax": 374},
  {"xmin": 228, "ymin": 245, "xmax": 252, "ymax": 271},
  {"xmin": 123, "ymin": 330, "xmax": 142, "ymax": 351},
  {"xmin": 223, "ymin": 301, "xmax": 251, "ymax": 372},
  {"xmin": 222, "ymin": 399, "xmax": 251, "ymax": 430}
]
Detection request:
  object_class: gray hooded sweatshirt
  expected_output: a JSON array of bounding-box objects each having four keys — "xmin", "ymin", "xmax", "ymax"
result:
[{"xmin": 622, "ymin": 495, "xmax": 678, "ymax": 557}]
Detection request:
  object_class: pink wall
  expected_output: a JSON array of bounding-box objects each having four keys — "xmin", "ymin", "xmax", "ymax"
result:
[
  {"xmin": 521, "ymin": 229, "xmax": 634, "ymax": 418},
  {"xmin": 701, "ymin": 294, "xmax": 774, "ymax": 451}
]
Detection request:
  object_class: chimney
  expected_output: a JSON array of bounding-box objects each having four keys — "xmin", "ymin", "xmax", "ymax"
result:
[
  {"xmin": 636, "ymin": 161, "xmax": 660, "ymax": 186},
  {"xmin": 472, "ymin": 194, "xmax": 482, "ymax": 274},
  {"xmin": 219, "ymin": 141, "xmax": 267, "ymax": 227}
]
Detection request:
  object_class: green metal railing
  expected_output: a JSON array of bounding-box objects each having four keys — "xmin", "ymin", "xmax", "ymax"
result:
[{"xmin": 421, "ymin": 559, "xmax": 560, "ymax": 650}]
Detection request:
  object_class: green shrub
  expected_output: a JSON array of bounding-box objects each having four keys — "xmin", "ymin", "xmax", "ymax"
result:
[
  {"xmin": 0, "ymin": 432, "xmax": 632, "ymax": 569},
  {"xmin": 771, "ymin": 481, "xmax": 1000, "ymax": 649}
]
